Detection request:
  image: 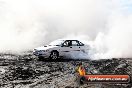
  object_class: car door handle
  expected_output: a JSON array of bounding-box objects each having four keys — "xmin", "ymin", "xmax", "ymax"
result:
[
  {"xmin": 70, "ymin": 47, "xmax": 72, "ymax": 48},
  {"xmin": 79, "ymin": 47, "xmax": 80, "ymax": 48}
]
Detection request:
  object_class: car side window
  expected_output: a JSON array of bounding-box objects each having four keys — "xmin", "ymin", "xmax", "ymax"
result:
[
  {"xmin": 78, "ymin": 41, "xmax": 84, "ymax": 46},
  {"xmin": 63, "ymin": 41, "xmax": 68, "ymax": 47},
  {"xmin": 62, "ymin": 41, "xmax": 70, "ymax": 47},
  {"xmin": 72, "ymin": 40, "xmax": 79, "ymax": 46}
]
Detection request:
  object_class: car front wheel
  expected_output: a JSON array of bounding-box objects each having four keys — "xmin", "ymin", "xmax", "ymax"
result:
[{"xmin": 50, "ymin": 51, "xmax": 59, "ymax": 60}]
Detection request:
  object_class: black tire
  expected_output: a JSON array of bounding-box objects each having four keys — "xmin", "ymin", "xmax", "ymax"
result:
[
  {"xmin": 49, "ymin": 51, "xmax": 59, "ymax": 60},
  {"xmin": 38, "ymin": 56, "xmax": 44, "ymax": 61}
]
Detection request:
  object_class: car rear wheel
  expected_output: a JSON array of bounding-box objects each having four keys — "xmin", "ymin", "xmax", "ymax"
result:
[
  {"xmin": 50, "ymin": 51, "xmax": 59, "ymax": 60},
  {"xmin": 38, "ymin": 56, "xmax": 44, "ymax": 61}
]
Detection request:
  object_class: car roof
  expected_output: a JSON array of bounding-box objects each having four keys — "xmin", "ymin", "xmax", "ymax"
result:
[{"xmin": 58, "ymin": 39, "xmax": 78, "ymax": 41}]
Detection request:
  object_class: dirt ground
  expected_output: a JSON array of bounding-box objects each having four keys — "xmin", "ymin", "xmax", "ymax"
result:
[{"xmin": 0, "ymin": 52, "xmax": 132, "ymax": 88}]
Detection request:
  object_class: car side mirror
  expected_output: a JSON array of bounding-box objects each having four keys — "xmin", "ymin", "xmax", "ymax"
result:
[{"xmin": 61, "ymin": 44, "xmax": 65, "ymax": 47}]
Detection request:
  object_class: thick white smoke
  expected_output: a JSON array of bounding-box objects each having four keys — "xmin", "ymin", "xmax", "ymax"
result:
[{"xmin": 0, "ymin": 0, "xmax": 132, "ymax": 58}]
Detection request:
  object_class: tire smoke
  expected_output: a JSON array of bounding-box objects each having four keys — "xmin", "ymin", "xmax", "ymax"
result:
[{"xmin": 0, "ymin": 0, "xmax": 132, "ymax": 59}]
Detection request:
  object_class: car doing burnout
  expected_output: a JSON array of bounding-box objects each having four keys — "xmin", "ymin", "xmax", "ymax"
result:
[{"xmin": 33, "ymin": 39, "xmax": 89, "ymax": 60}]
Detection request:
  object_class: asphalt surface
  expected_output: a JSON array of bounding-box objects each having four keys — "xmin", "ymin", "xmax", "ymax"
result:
[{"xmin": 0, "ymin": 52, "xmax": 132, "ymax": 88}]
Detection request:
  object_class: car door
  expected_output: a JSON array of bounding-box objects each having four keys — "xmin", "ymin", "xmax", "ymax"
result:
[
  {"xmin": 77, "ymin": 40, "xmax": 89, "ymax": 53},
  {"xmin": 59, "ymin": 40, "xmax": 72, "ymax": 56},
  {"xmin": 71, "ymin": 40, "xmax": 81, "ymax": 52},
  {"xmin": 71, "ymin": 40, "xmax": 87, "ymax": 53}
]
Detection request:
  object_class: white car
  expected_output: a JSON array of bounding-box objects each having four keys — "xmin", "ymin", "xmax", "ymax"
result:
[{"xmin": 33, "ymin": 39, "xmax": 89, "ymax": 60}]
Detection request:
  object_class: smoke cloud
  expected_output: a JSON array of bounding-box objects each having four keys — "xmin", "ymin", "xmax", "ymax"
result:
[{"xmin": 0, "ymin": 0, "xmax": 132, "ymax": 58}]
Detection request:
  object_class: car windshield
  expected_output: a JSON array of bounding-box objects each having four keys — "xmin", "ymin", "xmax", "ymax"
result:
[{"xmin": 49, "ymin": 40, "xmax": 64, "ymax": 46}]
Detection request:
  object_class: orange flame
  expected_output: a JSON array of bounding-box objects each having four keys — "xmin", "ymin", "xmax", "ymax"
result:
[{"xmin": 78, "ymin": 65, "xmax": 86, "ymax": 76}]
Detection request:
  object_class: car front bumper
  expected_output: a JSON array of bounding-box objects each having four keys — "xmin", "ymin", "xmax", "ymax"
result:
[{"xmin": 33, "ymin": 50, "xmax": 50, "ymax": 58}]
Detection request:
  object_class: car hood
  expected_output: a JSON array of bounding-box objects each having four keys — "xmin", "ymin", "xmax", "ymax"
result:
[{"xmin": 34, "ymin": 45, "xmax": 58, "ymax": 50}]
